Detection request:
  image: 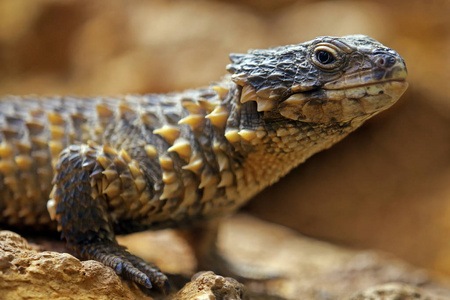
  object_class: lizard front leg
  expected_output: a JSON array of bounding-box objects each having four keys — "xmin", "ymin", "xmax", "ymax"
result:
[{"xmin": 47, "ymin": 142, "xmax": 169, "ymax": 291}]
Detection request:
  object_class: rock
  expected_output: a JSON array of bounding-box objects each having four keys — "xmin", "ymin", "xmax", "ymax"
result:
[
  {"xmin": 215, "ymin": 214, "xmax": 450, "ymax": 299},
  {"xmin": 0, "ymin": 230, "xmax": 151, "ymax": 300},
  {"xmin": 174, "ymin": 271, "xmax": 248, "ymax": 300},
  {"xmin": 349, "ymin": 283, "xmax": 447, "ymax": 300},
  {"xmin": 3, "ymin": 214, "xmax": 450, "ymax": 299}
]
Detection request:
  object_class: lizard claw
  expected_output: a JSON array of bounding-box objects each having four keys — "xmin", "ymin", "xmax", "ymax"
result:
[{"xmin": 80, "ymin": 242, "xmax": 169, "ymax": 292}]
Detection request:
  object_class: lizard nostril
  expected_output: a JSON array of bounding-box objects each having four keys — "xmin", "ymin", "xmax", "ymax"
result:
[{"xmin": 374, "ymin": 54, "xmax": 396, "ymax": 68}]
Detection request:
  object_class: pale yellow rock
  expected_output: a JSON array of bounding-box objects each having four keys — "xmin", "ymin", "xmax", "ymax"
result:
[
  {"xmin": 174, "ymin": 271, "xmax": 248, "ymax": 300},
  {"xmin": 0, "ymin": 231, "xmax": 151, "ymax": 300}
]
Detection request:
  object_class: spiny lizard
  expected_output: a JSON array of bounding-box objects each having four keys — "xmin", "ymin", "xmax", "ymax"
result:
[{"xmin": 0, "ymin": 35, "xmax": 408, "ymax": 291}]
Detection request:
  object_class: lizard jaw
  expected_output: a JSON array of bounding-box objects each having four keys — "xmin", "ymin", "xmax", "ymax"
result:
[{"xmin": 278, "ymin": 79, "xmax": 408, "ymax": 123}]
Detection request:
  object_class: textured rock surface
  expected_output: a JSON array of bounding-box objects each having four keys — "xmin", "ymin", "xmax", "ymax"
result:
[
  {"xmin": 215, "ymin": 214, "xmax": 450, "ymax": 299},
  {"xmin": 174, "ymin": 271, "xmax": 248, "ymax": 300},
  {"xmin": 3, "ymin": 215, "xmax": 450, "ymax": 299},
  {"xmin": 349, "ymin": 283, "xmax": 448, "ymax": 300},
  {"xmin": 0, "ymin": 231, "xmax": 152, "ymax": 300}
]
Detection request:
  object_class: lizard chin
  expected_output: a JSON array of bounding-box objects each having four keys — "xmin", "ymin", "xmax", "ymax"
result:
[{"xmin": 278, "ymin": 79, "xmax": 408, "ymax": 123}]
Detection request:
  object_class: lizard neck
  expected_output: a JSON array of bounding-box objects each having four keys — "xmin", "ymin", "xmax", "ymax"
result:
[{"xmin": 215, "ymin": 81, "xmax": 353, "ymax": 203}]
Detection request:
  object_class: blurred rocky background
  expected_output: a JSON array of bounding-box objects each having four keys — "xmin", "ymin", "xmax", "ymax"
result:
[{"xmin": 0, "ymin": 0, "xmax": 449, "ymax": 298}]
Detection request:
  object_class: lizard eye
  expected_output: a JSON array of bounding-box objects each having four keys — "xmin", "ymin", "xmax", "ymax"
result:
[
  {"xmin": 316, "ymin": 50, "xmax": 335, "ymax": 64},
  {"xmin": 312, "ymin": 45, "xmax": 340, "ymax": 69}
]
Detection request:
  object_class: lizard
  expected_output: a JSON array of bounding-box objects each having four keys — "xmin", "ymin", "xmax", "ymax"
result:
[{"xmin": 0, "ymin": 35, "xmax": 408, "ymax": 291}]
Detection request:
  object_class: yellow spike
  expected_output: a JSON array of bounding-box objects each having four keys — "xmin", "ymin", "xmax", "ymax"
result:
[
  {"xmin": 140, "ymin": 112, "xmax": 154, "ymax": 125},
  {"xmin": 96, "ymin": 104, "xmax": 114, "ymax": 119},
  {"xmin": 182, "ymin": 158, "xmax": 204, "ymax": 174},
  {"xmin": 181, "ymin": 99, "xmax": 202, "ymax": 114},
  {"xmin": 113, "ymin": 156, "xmax": 128, "ymax": 171},
  {"xmin": 145, "ymin": 144, "xmax": 158, "ymax": 158},
  {"xmin": 240, "ymin": 85, "xmax": 257, "ymax": 103},
  {"xmin": 139, "ymin": 191, "xmax": 152, "ymax": 205},
  {"xmin": 231, "ymin": 73, "xmax": 247, "ymax": 86},
  {"xmin": 119, "ymin": 149, "xmax": 132, "ymax": 163},
  {"xmin": 97, "ymin": 155, "xmax": 112, "ymax": 169},
  {"xmin": 238, "ymin": 129, "xmax": 256, "ymax": 141},
  {"xmin": 199, "ymin": 172, "xmax": 219, "ymax": 189},
  {"xmin": 128, "ymin": 162, "xmax": 141, "ymax": 179},
  {"xmin": 102, "ymin": 168, "xmax": 118, "ymax": 181},
  {"xmin": 212, "ymin": 85, "xmax": 229, "ymax": 99},
  {"xmin": 26, "ymin": 121, "xmax": 45, "ymax": 136},
  {"xmin": 49, "ymin": 125, "xmax": 65, "ymax": 140},
  {"xmin": 180, "ymin": 182, "xmax": 198, "ymax": 207},
  {"xmin": 48, "ymin": 185, "xmax": 55, "ymax": 199},
  {"xmin": 87, "ymin": 140, "xmax": 99, "ymax": 149},
  {"xmin": 153, "ymin": 125, "xmax": 180, "ymax": 145},
  {"xmin": 47, "ymin": 198, "xmax": 57, "ymax": 220},
  {"xmin": 47, "ymin": 112, "xmax": 65, "ymax": 126},
  {"xmin": 0, "ymin": 142, "xmax": 14, "ymax": 159},
  {"xmin": 217, "ymin": 153, "xmax": 229, "ymax": 171},
  {"xmin": 97, "ymin": 177, "xmax": 105, "ymax": 194},
  {"xmin": 91, "ymin": 184, "xmax": 100, "ymax": 199},
  {"xmin": 159, "ymin": 154, "xmax": 174, "ymax": 170},
  {"xmin": 224, "ymin": 130, "xmax": 240, "ymax": 143},
  {"xmin": 255, "ymin": 87, "xmax": 272, "ymax": 99},
  {"xmin": 134, "ymin": 177, "xmax": 146, "ymax": 192},
  {"xmin": 16, "ymin": 141, "xmax": 31, "ymax": 154},
  {"xmin": 162, "ymin": 171, "xmax": 177, "ymax": 184},
  {"xmin": 256, "ymin": 98, "xmax": 276, "ymax": 112},
  {"xmin": 103, "ymin": 178, "xmax": 121, "ymax": 198},
  {"xmin": 178, "ymin": 114, "xmax": 204, "ymax": 130},
  {"xmin": 15, "ymin": 155, "xmax": 32, "ymax": 171},
  {"xmin": 205, "ymin": 106, "xmax": 229, "ymax": 128},
  {"xmin": 282, "ymin": 92, "xmax": 308, "ymax": 104},
  {"xmin": 102, "ymin": 144, "xmax": 118, "ymax": 156},
  {"xmin": 118, "ymin": 103, "xmax": 135, "ymax": 117},
  {"xmin": 48, "ymin": 141, "xmax": 63, "ymax": 158},
  {"xmin": 207, "ymin": 134, "xmax": 219, "ymax": 149},
  {"xmin": 94, "ymin": 125, "xmax": 104, "ymax": 136},
  {"xmin": 198, "ymin": 99, "xmax": 219, "ymax": 113},
  {"xmin": 160, "ymin": 182, "xmax": 181, "ymax": 200},
  {"xmin": 218, "ymin": 170, "xmax": 234, "ymax": 187},
  {"xmin": 168, "ymin": 138, "xmax": 191, "ymax": 159},
  {"xmin": 0, "ymin": 160, "xmax": 15, "ymax": 175}
]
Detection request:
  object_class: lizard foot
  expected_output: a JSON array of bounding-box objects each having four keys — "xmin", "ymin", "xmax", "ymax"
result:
[{"xmin": 80, "ymin": 242, "xmax": 169, "ymax": 292}]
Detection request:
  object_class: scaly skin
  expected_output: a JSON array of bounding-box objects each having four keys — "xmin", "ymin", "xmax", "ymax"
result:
[{"xmin": 0, "ymin": 35, "xmax": 408, "ymax": 290}]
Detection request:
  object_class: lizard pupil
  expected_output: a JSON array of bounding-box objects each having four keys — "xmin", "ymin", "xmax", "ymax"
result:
[{"xmin": 316, "ymin": 50, "xmax": 335, "ymax": 64}]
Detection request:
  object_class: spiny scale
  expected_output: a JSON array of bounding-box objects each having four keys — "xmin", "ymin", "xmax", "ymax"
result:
[{"xmin": 0, "ymin": 87, "xmax": 232, "ymax": 229}]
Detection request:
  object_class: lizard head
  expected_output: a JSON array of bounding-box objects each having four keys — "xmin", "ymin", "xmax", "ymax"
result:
[{"xmin": 227, "ymin": 35, "xmax": 408, "ymax": 125}]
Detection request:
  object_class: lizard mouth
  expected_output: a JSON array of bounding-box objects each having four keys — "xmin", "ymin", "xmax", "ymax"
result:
[
  {"xmin": 322, "ymin": 65, "xmax": 408, "ymax": 90},
  {"xmin": 278, "ymin": 79, "xmax": 408, "ymax": 123}
]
